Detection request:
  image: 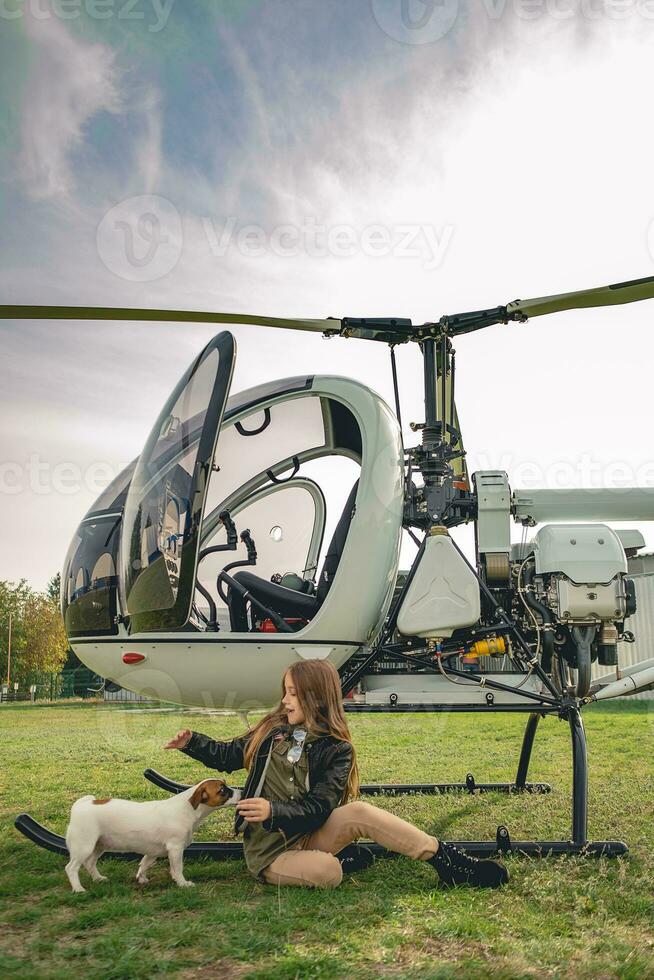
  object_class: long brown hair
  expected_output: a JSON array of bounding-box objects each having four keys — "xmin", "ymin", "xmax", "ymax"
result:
[{"xmin": 242, "ymin": 660, "xmax": 360, "ymax": 803}]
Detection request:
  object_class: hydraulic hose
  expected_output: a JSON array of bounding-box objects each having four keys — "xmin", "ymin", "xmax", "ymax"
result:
[{"xmin": 521, "ymin": 563, "xmax": 554, "ymax": 673}]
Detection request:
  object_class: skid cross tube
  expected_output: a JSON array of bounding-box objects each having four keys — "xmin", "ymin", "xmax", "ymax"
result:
[
  {"xmin": 515, "ymin": 712, "xmax": 543, "ymax": 789},
  {"xmin": 570, "ymin": 706, "xmax": 588, "ymax": 845}
]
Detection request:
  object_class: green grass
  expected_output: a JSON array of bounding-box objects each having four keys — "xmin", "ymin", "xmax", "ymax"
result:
[{"xmin": 1, "ymin": 701, "xmax": 653, "ymax": 978}]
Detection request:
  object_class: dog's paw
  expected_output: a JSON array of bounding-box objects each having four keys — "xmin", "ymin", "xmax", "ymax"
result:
[
  {"xmin": 176, "ymin": 880, "xmax": 195, "ymax": 888},
  {"xmin": 94, "ymin": 874, "xmax": 108, "ymax": 883},
  {"xmin": 136, "ymin": 876, "xmax": 149, "ymax": 885}
]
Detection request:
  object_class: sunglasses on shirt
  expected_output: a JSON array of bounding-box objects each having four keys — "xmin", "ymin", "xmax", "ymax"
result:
[{"xmin": 286, "ymin": 728, "xmax": 308, "ymax": 764}]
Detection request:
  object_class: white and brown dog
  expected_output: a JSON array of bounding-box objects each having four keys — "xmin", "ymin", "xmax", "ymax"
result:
[{"xmin": 64, "ymin": 779, "xmax": 241, "ymax": 892}]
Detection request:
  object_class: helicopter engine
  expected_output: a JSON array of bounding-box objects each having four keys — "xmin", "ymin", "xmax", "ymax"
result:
[
  {"xmin": 471, "ymin": 472, "xmax": 639, "ymax": 696},
  {"xmin": 511, "ymin": 523, "xmax": 636, "ymax": 690}
]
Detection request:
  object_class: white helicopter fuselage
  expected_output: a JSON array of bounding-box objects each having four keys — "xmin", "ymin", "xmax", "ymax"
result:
[
  {"xmin": 73, "ymin": 632, "xmax": 362, "ymax": 709},
  {"xmin": 65, "ymin": 369, "xmax": 404, "ymax": 708}
]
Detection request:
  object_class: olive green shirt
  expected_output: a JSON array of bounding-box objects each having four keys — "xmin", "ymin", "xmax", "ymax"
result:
[{"xmin": 243, "ymin": 727, "xmax": 321, "ymax": 880}]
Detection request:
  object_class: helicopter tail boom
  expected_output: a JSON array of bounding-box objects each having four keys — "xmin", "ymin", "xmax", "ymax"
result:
[{"xmin": 587, "ymin": 663, "xmax": 654, "ymax": 701}]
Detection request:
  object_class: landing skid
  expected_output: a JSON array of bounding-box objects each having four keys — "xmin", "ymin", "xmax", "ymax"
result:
[
  {"xmin": 143, "ymin": 769, "xmax": 552, "ymax": 796},
  {"xmin": 15, "ymin": 706, "xmax": 628, "ymax": 862},
  {"xmin": 13, "ymin": 811, "xmax": 626, "ymax": 862},
  {"xmin": 142, "ymin": 768, "xmax": 552, "ymax": 797}
]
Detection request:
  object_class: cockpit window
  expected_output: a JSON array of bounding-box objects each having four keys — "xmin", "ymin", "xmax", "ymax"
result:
[
  {"xmin": 83, "ymin": 459, "xmax": 136, "ymax": 517},
  {"xmin": 203, "ymin": 395, "xmax": 327, "ymax": 521},
  {"xmin": 121, "ymin": 332, "xmax": 235, "ymax": 632},
  {"xmin": 62, "ymin": 514, "xmax": 121, "ymax": 636}
]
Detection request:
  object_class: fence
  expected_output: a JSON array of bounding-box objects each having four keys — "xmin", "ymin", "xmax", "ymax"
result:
[{"xmin": 0, "ymin": 668, "xmax": 153, "ymax": 703}]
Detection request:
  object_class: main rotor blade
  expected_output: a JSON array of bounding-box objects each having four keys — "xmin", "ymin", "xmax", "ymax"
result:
[
  {"xmin": 0, "ymin": 305, "xmax": 338, "ymax": 334},
  {"xmin": 506, "ymin": 275, "xmax": 654, "ymax": 320}
]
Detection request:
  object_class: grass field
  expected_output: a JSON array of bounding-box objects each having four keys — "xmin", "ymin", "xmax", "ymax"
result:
[{"xmin": 1, "ymin": 700, "xmax": 653, "ymax": 979}]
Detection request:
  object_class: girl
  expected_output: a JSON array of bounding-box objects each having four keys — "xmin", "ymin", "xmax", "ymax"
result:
[{"xmin": 164, "ymin": 659, "xmax": 508, "ymax": 889}]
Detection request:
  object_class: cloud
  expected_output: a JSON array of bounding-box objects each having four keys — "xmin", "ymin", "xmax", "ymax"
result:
[
  {"xmin": 4, "ymin": 1, "xmax": 654, "ymax": 590},
  {"xmin": 134, "ymin": 86, "xmax": 162, "ymax": 194},
  {"xmin": 19, "ymin": 7, "xmax": 121, "ymax": 200}
]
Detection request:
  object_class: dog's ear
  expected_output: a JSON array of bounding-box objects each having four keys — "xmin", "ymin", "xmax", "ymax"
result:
[
  {"xmin": 190, "ymin": 783, "xmax": 210, "ymax": 809},
  {"xmin": 191, "ymin": 779, "xmax": 229, "ymax": 809}
]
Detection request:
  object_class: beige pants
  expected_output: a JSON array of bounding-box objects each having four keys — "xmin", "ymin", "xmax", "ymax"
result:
[{"xmin": 262, "ymin": 800, "xmax": 438, "ymax": 889}]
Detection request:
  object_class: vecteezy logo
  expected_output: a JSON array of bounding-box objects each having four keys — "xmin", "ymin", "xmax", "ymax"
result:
[
  {"xmin": 96, "ymin": 195, "xmax": 182, "ymax": 282},
  {"xmin": 371, "ymin": 0, "xmax": 460, "ymax": 44}
]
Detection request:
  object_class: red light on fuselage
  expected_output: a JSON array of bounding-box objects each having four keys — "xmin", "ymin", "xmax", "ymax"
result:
[{"xmin": 122, "ymin": 652, "xmax": 146, "ymax": 664}]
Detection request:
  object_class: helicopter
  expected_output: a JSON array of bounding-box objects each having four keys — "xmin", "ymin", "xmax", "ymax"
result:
[{"xmin": 6, "ymin": 273, "xmax": 654, "ymax": 862}]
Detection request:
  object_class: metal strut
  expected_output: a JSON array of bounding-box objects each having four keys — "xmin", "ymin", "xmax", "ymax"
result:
[
  {"xmin": 569, "ymin": 705, "xmax": 588, "ymax": 846},
  {"xmin": 515, "ymin": 712, "xmax": 543, "ymax": 789}
]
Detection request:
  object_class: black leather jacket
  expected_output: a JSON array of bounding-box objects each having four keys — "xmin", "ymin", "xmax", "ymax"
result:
[{"xmin": 180, "ymin": 727, "xmax": 353, "ymax": 838}]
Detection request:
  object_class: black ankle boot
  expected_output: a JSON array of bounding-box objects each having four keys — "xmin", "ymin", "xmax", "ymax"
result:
[
  {"xmin": 336, "ymin": 844, "xmax": 376, "ymax": 874},
  {"xmin": 427, "ymin": 842, "xmax": 509, "ymax": 888}
]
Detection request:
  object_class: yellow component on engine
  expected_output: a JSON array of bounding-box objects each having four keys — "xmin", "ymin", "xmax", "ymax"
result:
[{"xmin": 468, "ymin": 637, "xmax": 506, "ymax": 657}]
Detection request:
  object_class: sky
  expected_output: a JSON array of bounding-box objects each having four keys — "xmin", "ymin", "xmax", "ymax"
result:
[{"xmin": 2, "ymin": 0, "xmax": 654, "ymax": 590}]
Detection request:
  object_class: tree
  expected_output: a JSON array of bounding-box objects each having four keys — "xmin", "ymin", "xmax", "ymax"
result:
[
  {"xmin": 46, "ymin": 572, "xmax": 61, "ymax": 604},
  {"xmin": 21, "ymin": 592, "xmax": 68, "ymax": 680},
  {"xmin": 0, "ymin": 580, "xmax": 30, "ymax": 685},
  {"xmin": 0, "ymin": 580, "xmax": 68, "ymax": 687}
]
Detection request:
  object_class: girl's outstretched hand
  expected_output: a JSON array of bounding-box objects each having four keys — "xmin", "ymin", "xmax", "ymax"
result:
[
  {"xmin": 164, "ymin": 729, "xmax": 192, "ymax": 750},
  {"xmin": 236, "ymin": 797, "xmax": 272, "ymax": 823}
]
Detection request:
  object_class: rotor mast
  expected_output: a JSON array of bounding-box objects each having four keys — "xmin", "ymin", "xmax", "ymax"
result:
[{"xmin": 405, "ymin": 333, "xmax": 470, "ymax": 530}]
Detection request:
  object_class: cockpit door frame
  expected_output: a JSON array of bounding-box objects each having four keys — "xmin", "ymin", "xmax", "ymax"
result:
[{"xmin": 120, "ymin": 331, "xmax": 235, "ymax": 633}]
